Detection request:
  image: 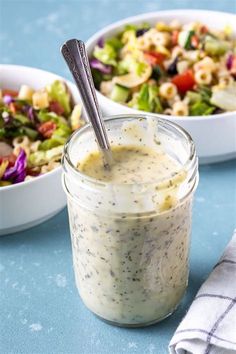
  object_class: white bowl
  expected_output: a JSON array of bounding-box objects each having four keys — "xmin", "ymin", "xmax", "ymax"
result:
[
  {"xmin": 86, "ymin": 10, "xmax": 236, "ymax": 164},
  {"xmin": 0, "ymin": 64, "xmax": 81, "ymax": 235}
]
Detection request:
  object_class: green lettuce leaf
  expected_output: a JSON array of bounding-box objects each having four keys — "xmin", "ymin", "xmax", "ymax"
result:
[
  {"xmin": 105, "ymin": 37, "xmax": 123, "ymax": 52},
  {"xmin": 38, "ymin": 111, "xmax": 68, "ymax": 125},
  {"xmin": 28, "ymin": 146, "xmax": 63, "ymax": 166},
  {"xmin": 93, "ymin": 44, "xmax": 117, "ymax": 66},
  {"xmin": 46, "ymin": 80, "xmax": 71, "ymax": 115},
  {"xmin": 39, "ymin": 126, "xmax": 71, "ymax": 151},
  {"xmin": 129, "ymin": 84, "xmax": 163, "ymax": 113},
  {"xmin": 190, "ymin": 101, "xmax": 215, "ymax": 116},
  {"xmin": 39, "ymin": 137, "xmax": 65, "ymax": 151}
]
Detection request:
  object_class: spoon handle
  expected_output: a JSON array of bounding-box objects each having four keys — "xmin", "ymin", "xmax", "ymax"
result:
[{"xmin": 61, "ymin": 39, "xmax": 111, "ymax": 154}]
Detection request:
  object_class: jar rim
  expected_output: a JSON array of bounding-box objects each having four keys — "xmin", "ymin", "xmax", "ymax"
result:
[{"xmin": 63, "ymin": 114, "xmax": 197, "ymax": 188}]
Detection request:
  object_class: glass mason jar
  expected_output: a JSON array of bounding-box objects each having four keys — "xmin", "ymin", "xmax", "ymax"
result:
[{"xmin": 62, "ymin": 115, "xmax": 198, "ymax": 327}]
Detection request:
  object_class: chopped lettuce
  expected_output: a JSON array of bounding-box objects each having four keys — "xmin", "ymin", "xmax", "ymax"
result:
[
  {"xmin": 53, "ymin": 125, "xmax": 71, "ymax": 138},
  {"xmin": 20, "ymin": 127, "xmax": 38, "ymax": 140},
  {"xmin": 105, "ymin": 37, "xmax": 123, "ymax": 52},
  {"xmin": 39, "ymin": 137, "xmax": 65, "ymax": 151},
  {"xmin": 46, "ymin": 80, "xmax": 71, "ymax": 115},
  {"xmin": 0, "ymin": 126, "xmax": 38, "ymax": 139},
  {"xmin": 187, "ymin": 86, "xmax": 212, "ymax": 105},
  {"xmin": 188, "ymin": 85, "xmax": 216, "ymax": 115},
  {"xmin": 116, "ymin": 61, "xmax": 129, "ymax": 75},
  {"xmin": 189, "ymin": 101, "xmax": 215, "ymax": 116},
  {"xmin": 122, "ymin": 22, "xmax": 150, "ymax": 33},
  {"xmin": 14, "ymin": 114, "xmax": 30, "ymax": 125},
  {"xmin": 129, "ymin": 84, "xmax": 163, "ymax": 113},
  {"xmin": 28, "ymin": 146, "xmax": 63, "ymax": 167},
  {"xmin": 93, "ymin": 44, "xmax": 117, "ymax": 66},
  {"xmin": 116, "ymin": 56, "xmax": 148, "ymax": 77},
  {"xmin": 39, "ymin": 125, "xmax": 71, "ymax": 151},
  {"xmin": 38, "ymin": 111, "xmax": 67, "ymax": 125},
  {"xmin": 204, "ymin": 36, "xmax": 231, "ymax": 56},
  {"xmin": 28, "ymin": 151, "xmax": 47, "ymax": 167},
  {"xmin": 135, "ymin": 62, "xmax": 148, "ymax": 77},
  {"xmin": 196, "ymin": 86, "xmax": 212, "ymax": 103}
]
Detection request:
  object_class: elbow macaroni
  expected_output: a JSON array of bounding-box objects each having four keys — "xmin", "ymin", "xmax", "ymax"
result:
[
  {"xmin": 159, "ymin": 83, "xmax": 177, "ymax": 99},
  {"xmin": 194, "ymin": 69, "xmax": 212, "ymax": 85},
  {"xmin": 172, "ymin": 101, "xmax": 189, "ymax": 116},
  {"xmin": 13, "ymin": 136, "xmax": 31, "ymax": 157},
  {"xmin": 194, "ymin": 56, "xmax": 216, "ymax": 72},
  {"xmin": 41, "ymin": 161, "xmax": 60, "ymax": 174}
]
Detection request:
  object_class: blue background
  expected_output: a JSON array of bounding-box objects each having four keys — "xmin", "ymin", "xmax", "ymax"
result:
[{"xmin": 0, "ymin": 1, "xmax": 236, "ymax": 353}]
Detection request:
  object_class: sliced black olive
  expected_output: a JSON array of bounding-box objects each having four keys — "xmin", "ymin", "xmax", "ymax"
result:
[
  {"xmin": 167, "ymin": 56, "xmax": 178, "ymax": 76},
  {"xmin": 136, "ymin": 28, "xmax": 149, "ymax": 37}
]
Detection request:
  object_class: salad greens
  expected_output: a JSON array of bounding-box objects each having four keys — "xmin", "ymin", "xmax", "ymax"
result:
[
  {"xmin": 129, "ymin": 83, "xmax": 163, "ymax": 113},
  {"xmin": 46, "ymin": 80, "xmax": 71, "ymax": 115},
  {"xmin": 0, "ymin": 80, "xmax": 84, "ymax": 186},
  {"xmin": 90, "ymin": 20, "xmax": 236, "ymax": 116},
  {"xmin": 94, "ymin": 43, "xmax": 117, "ymax": 66}
]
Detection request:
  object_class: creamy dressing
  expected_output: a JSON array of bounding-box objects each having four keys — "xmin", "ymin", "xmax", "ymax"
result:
[
  {"xmin": 67, "ymin": 142, "xmax": 192, "ymax": 326},
  {"xmin": 79, "ymin": 145, "xmax": 181, "ymax": 184}
]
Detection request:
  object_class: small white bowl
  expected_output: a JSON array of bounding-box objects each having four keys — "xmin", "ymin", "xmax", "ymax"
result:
[
  {"xmin": 0, "ymin": 64, "xmax": 81, "ymax": 235},
  {"xmin": 86, "ymin": 10, "xmax": 236, "ymax": 164}
]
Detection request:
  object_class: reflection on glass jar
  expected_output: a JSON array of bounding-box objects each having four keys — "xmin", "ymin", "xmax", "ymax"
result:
[{"xmin": 62, "ymin": 115, "xmax": 198, "ymax": 327}]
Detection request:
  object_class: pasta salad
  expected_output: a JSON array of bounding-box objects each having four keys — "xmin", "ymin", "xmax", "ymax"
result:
[
  {"xmin": 90, "ymin": 21, "xmax": 236, "ymax": 116},
  {"xmin": 0, "ymin": 80, "xmax": 84, "ymax": 187}
]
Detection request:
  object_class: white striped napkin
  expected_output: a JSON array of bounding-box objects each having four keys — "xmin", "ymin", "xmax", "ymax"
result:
[{"xmin": 169, "ymin": 230, "xmax": 236, "ymax": 354}]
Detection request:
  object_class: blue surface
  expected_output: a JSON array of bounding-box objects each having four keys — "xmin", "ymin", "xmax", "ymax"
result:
[{"xmin": 1, "ymin": 1, "xmax": 236, "ymax": 354}]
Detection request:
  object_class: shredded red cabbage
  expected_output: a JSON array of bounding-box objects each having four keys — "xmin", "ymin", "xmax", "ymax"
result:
[
  {"xmin": 3, "ymin": 95, "xmax": 14, "ymax": 105},
  {"xmin": 3, "ymin": 149, "xmax": 27, "ymax": 183},
  {"xmin": 22, "ymin": 105, "xmax": 38, "ymax": 124},
  {"xmin": 90, "ymin": 58, "xmax": 112, "ymax": 74}
]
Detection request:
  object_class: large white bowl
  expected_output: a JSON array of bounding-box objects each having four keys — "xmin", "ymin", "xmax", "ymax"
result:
[
  {"xmin": 86, "ymin": 10, "xmax": 236, "ymax": 164},
  {"xmin": 0, "ymin": 65, "xmax": 81, "ymax": 235}
]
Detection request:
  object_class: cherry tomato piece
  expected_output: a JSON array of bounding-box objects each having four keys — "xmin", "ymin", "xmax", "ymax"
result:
[{"xmin": 171, "ymin": 70, "xmax": 195, "ymax": 94}]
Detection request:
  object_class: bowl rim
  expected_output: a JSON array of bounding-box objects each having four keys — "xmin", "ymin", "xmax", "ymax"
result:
[
  {"xmin": 86, "ymin": 9, "xmax": 236, "ymax": 122},
  {"xmin": 0, "ymin": 64, "xmax": 79, "ymax": 192}
]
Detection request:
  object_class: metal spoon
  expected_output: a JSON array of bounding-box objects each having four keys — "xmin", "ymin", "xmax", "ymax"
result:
[{"xmin": 61, "ymin": 39, "xmax": 113, "ymax": 169}]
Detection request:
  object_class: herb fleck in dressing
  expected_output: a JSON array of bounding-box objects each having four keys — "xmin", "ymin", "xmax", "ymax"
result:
[
  {"xmin": 67, "ymin": 143, "xmax": 192, "ymax": 326},
  {"xmin": 79, "ymin": 145, "xmax": 181, "ymax": 184}
]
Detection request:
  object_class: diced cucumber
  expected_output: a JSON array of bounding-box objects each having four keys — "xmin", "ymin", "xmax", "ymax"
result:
[
  {"xmin": 187, "ymin": 91, "xmax": 202, "ymax": 103},
  {"xmin": 184, "ymin": 30, "xmax": 195, "ymax": 49},
  {"xmin": 204, "ymin": 36, "xmax": 230, "ymax": 56},
  {"xmin": 178, "ymin": 30, "xmax": 194, "ymax": 49},
  {"xmin": 110, "ymin": 84, "xmax": 130, "ymax": 103}
]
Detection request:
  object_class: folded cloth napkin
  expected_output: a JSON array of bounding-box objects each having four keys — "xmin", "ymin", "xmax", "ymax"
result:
[{"xmin": 169, "ymin": 230, "xmax": 236, "ymax": 354}]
